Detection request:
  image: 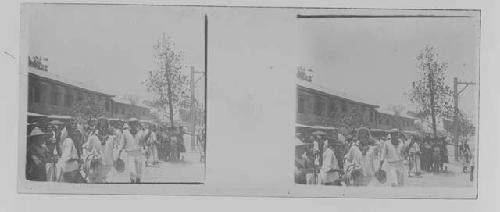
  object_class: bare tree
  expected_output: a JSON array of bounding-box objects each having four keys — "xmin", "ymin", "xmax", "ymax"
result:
[
  {"xmin": 144, "ymin": 33, "xmax": 189, "ymax": 127},
  {"xmin": 409, "ymin": 46, "xmax": 453, "ymax": 138}
]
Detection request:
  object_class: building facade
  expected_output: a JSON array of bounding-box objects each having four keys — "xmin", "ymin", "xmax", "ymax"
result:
[
  {"xmin": 28, "ymin": 68, "xmax": 151, "ymax": 120},
  {"xmin": 296, "ymin": 81, "xmax": 417, "ymax": 131},
  {"xmin": 297, "ymin": 83, "xmax": 379, "ymax": 129}
]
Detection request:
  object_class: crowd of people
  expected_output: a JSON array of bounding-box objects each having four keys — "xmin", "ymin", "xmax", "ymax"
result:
[
  {"xmin": 26, "ymin": 116, "xmax": 206, "ymax": 184},
  {"xmin": 295, "ymin": 127, "xmax": 474, "ymax": 187}
]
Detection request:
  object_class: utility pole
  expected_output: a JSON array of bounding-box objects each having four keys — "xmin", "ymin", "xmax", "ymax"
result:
[
  {"xmin": 452, "ymin": 77, "xmax": 475, "ymax": 161},
  {"xmin": 190, "ymin": 66, "xmax": 196, "ymax": 151},
  {"xmin": 188, "ymin": 15, "xmax": 208, "ymax": 152}
]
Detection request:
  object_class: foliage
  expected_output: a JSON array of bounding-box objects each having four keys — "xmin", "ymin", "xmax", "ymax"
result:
[
  {"xmin": 387, "ymin": 104, "xmax": 405, "ymax": 116},
  {"xmin": 297, "ymin": 66, "xmax": 313, "ymax": 82},
  {"xmin": 71, "ymin": 94, "xmax": 105, "ymax": 120},
  {"xmin": 409, "ymin": 46, "xmax": 453, "ymax": 137},
  {"xmin": 28, "ymin": 56, "xmax": 48, "ymax": 71},
  {"xmin": 143, "ymin": 34, "xmax": 189, "ymax": 127},
  {"xmin": 449, "ymin": 110, "xmax": 476, "ymax": 139}
]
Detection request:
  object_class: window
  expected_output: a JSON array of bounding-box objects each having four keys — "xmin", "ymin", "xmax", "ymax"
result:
[
  {"xmin": 341, "ymin": 102, "xmax": 347, "ymax": 113},
  {"xmin": 77, "ymin": 92, "xmax": 83, "ymax": 102},
  {"xmin": 36, "ymin": 84, "xmax": 46, "ymax": 103},
  {"xmin": 29, "ymin": 84, "xmax": 34, "ymax": 103},
  {"xmin": 50, "ymin": 86, "xmax": 59, "ymax": 105},
  {"xmin": 64, "ymin": 93, "xmax": 73, "ymax": 107},
  {"xmin": 32, "ymin": 84, "xmax": 42, "ymax": 103},
  {"xmin": 314, "ymin": 96, "xmax": 325, "ymax": 116},
  {"xmin": 297, "ymin": 95, "xmax": 305, "ymax": 114},
  {"xmin": 328, "ymin": 100, "xmax": 337, "ymax": 116},
  {"xmin": 105, "ymin": 99, "xmax": 110, "ymax": 112}
]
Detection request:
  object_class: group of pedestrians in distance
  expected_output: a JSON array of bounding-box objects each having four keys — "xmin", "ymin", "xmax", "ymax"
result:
[
  {"xmin": 295, "ymin": 126, "xmax": 474, "ymax": 187},
  {"xmin": 26, "ymin": 116, "xmax": 197, "ymax": 184}
]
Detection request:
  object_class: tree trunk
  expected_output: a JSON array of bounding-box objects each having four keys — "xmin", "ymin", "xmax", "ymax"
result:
[
  {"xmin": 166, "ymin": 68, "xmax": 175, "ymax": 128},
  {"xmin": 428, "ymin": 65, "xmax": 438, "ymax": 139},
  {"xmin": 164, "ymin": 53, "xmax": 175, "ymax": 128}
]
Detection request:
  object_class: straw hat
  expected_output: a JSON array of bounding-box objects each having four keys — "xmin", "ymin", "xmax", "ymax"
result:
[
  {"xmin": 28, "ymin": 127, "xmax": 49, "ymax": 138},
  {"xmin": 49, "ymin": 120, "xmax": 64, "ymax": 125},
  {"xmin": 128, "ymin": 118, "xmax": 139, "ymax": 123}
]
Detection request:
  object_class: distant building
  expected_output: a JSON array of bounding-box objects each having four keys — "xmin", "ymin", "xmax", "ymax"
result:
[
  {"xmin": 296, "ymin": 80, "xmax": 417, "ymax": 131},
  {"xmin": 112, "ymin": 97, "xmax": 152, "ymax": 120},
  {"xmin": 28, "ymin": 67, "xmax": 151, "ymax": 120},
  {"xmin": 296, "ymin": 81, "xmax": 379, "ymax": 129},
  {"xmin": 376, "ymin": 108, "xmax": 417, "ymax": 131}
]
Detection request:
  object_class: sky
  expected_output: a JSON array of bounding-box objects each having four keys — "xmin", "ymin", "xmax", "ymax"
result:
[
  {"xmin": 298, "ymin": 15, "xmax": 479, "ymax": 120},
  {"xmin": 25, "ymin": 5, "xmax": 479, "ymax": 122},
  {"xmin": 26, "ymin": 4, "xmax": 206, "ymax": 102}
]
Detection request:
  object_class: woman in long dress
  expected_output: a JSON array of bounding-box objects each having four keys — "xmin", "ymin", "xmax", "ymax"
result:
[
  {"xmin": 82, "ymin": 125, "xmax": 104, "ymax": 183},
  {"xmin": 344, "ymin": 139, "xmax": 363, "ymax": 186}
]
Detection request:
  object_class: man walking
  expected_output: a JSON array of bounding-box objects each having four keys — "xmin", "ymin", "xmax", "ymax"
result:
[
  {"xmin": 146, "ymin": 125, "xmax": 159, "ymax": 166},
  {"xmin": 26, "ymin": 127, "xmax": 50, "ymax": 181},
  {"xmin": 379, "ymin": 130, "xmax": 405, "ymax": 187},
  {"xmin": 122, "ymin": 118, "xmax": 146, "ymax": 183},
  {"xmin": 319, "ymin": 144, "xmax": 340, "ymax": 185}
]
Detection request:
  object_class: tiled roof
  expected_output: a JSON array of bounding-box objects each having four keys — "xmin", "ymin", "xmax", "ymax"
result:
[
  {"xmin": 297, "ymin": 80, "xmax": 379, "ymax": 108},
  {"xmin": 112, "ymin": 96, "xmax": 150, "ymax": 109},
  {"xmin": 376, "ymin": 107, "xmax": 416, "ymax": 120},
  {"xmin": 28, "ymin": 67, "xmax": 113, "ymax": 97}
]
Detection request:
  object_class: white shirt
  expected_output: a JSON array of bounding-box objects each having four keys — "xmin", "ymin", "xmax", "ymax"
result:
[
  {"xmin": 147, "ymin": 131, "xmax": 157, "ymax": 145},
  {"xmin": 321, "ymin": 148, "xmax": 339, "ymax": 172},
  {"xmin": 338, "ymin": 134, "xmax": 346, "ymax": 145},
  {"xmin": 102, "ymin": 135, "xmax": 115, "ymax": 166},
  {"xmin": 122, "ymin": 129, "xmax": 145, "ymax": 155},
  {"xmin": 380, "ymin": 140, "xmax": 404, "ymax": 163},
  {"xmin": 83, "ymin": 134, "xmax": 102, "ymax": 158},
  {"xmin": 345, "ymin": 144, "xmax": 363, "ymax": 168},
  {"xmin": 60, "ymin": 137, "xmax": 78, "ymax": 162},
  {"xmin": 313, "ymin": 140, "xmax": 320, "ymax": 152}
]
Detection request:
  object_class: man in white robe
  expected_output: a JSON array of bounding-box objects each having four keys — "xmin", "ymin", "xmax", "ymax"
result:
[
  {"xmin": 379, "ymin": 133, "xmax": 405, "ymax": 187},
  {"xmin": 122, "ymin": 119, "xmax": 146, "ymax": 183},
  {"xmin": 345, "ymin": 140, "xmax": 363, "ymax": 186},
  {"xmin": 319, "ymin": 144, "xmax": 340, "ymax": 185},
  {"xmin": 82, "ymin": 129, "xmax": 103, "ymax": 183},
  {"xmin": 56, "ymin": 135, "xmax": 79, "ymax": 182}
]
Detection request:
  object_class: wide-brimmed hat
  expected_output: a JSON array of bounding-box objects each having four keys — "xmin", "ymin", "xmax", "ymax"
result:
[
  {"xmin": 128, "ymin": 118, "xmax": 139, "ymax": 123},
  {"xmin": 312, "ymin": 130, "xmax": 326, "ymax": 136},
  {"xmin": 49, "ymin": 120, "xmax": 64, "ymax": 125},
  {"xmin": 28, "ymin": 127, "xmax": 49, "ymax": 138}
]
